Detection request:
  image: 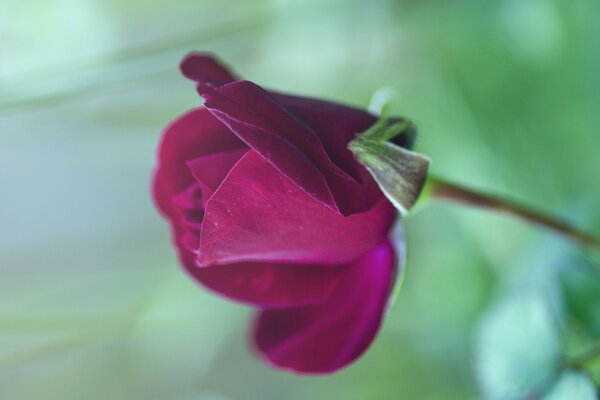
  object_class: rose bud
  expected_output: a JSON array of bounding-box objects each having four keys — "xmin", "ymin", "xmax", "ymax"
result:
[{"xmin": 152, "ymin": 53, "xmax": 416, "ymax": 374}]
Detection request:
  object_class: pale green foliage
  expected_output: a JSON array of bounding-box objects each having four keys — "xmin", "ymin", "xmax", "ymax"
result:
[
  {"xmin": 543, "ymin": 370, "xmax": 598, "ymax": 400},
  {"xmin": 561, "ymin": 265, "xmax": 600, "ymax": 337},
  {"xmin": 475, "ymin": 291, "xmax": 561, "ymax": 399}
]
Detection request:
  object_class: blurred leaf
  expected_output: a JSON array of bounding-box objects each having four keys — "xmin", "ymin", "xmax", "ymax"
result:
[
  {"xmin": 368, "ymin": 87, "xmax": 397, "ymax": 116},
  {"xmin": 561, "ymin": 265, "xmax": 600, "ymax": 337},
  {"xmin": 475, "ymin": 291, "xmax": 561, "ymax": 399},
  {"xmin": 543, "ymin": 370, "xmax": 598, "ymax": 400}
]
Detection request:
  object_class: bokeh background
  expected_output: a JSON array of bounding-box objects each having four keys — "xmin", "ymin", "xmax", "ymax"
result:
[{"xmin": 1, "ymin": 0, "xmax": 599, "ymax": 399}]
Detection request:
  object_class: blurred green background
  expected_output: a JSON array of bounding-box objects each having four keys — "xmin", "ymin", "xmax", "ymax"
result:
[{"xmin": 1, "ymin": 0, "xmax": 599, "ymax": 399}]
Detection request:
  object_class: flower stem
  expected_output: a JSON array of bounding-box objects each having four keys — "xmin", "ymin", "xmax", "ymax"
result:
[{"xmin": 425, "ymin": 175, "xmax": 600, "ymax": 250}]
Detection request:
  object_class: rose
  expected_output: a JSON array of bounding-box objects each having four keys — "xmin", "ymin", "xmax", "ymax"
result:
[{"xmin": 153, "ymin": 53, "xmax": 409, "ymax": 374}]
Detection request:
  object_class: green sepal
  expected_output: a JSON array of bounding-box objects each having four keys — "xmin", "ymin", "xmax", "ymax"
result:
[
  {"xmin": 348, "ymin": 118, "xmax": 430, "ymax": 216},
  {"xmin": 359, "ymin": 117, "xmax": 417, "ymax": 145}
]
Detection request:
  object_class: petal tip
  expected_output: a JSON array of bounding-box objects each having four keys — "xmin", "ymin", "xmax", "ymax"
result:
[{"xmin": 180, "ymin": 52, "xmax": 238, "ymax": 85}]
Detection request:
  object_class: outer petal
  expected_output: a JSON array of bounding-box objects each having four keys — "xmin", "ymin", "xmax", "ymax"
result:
[
  {"xmin": 187, "ymin": 148, "xmax": 248, "ymax": 191},
  {"xmin": 170, "ymin": 226, "xmax": 346, "ymax": 308},
  {"xmin": 274, "ymin": 93, "xmax": 378, "ymax": 184},
  {"xmin": 198, "ymin": 80, "xmax": 385, "ymax": 215},
  {"xmin": 198, "ymin": 81, "xmax": 340, "ymax": 213},
  {"xmin": 178, "ymin": 54, "xmax": 384, "ymax": 190},
  {"xmin": 153, "ymin": 108, "xmax": 245, "ymax": 216},
  {"xmin": 253, "ymin": 241, "xmax": 397, "ymax": 374},
  {"xmin": 189, "ymin": 262, "xmax": 346, "ymax": 308},
  {"xmin": 198, "ymin": 151, "xmax": 397, "ymax": 266},
  {"xmin": 180, "ymin": 52, "xmax": 239, "ymax": 85}
]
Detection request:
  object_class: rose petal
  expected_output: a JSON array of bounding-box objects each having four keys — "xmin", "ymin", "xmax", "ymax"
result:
[
  {"xmin": 198, "ymin": 151, "xmax": 396, "ymax": 266},
  {"xmin": 198, "ymin": 81, "xmax": 340, "ymax": 213},
  {"xmin": 198, "ymin": 80, "xmax": 385, "ymax": 215},
  {"xmin": 281, "ymin": 93, "xmax": 392, "ymax": 215},
  {"xmin": 152, "ymin": 170, "xmax": 176, "ymax": 218},
  {"xmin": 274, "ymin": 93, "xmax": 377, "ymax": 184},
  {"xmin": 180, "ymin": 52, "xmax": 239, "ymax": 85},
  {"xmin": 158, "ymin": 108, "xmax": 242, "ymax": 166},
  {"xmin": 170, "ymin": 183, "xmax": 205, "ymax": 211},
  {"xmin": 253, "ymin": 241, "xmax": 397, "ymax": 374},
  {"xmin": 166, "ymin": 221, "xmax": 346, "ymax": 308},
  {"xmin": 154, "ymin": 108, "xmax": 245, "ymax": 215},
  {"xmin": 189, "ymin": 262, "xmax": 346, "ymax": 308},
  {"xmin": 186, "ymin": 148, "xmax": 248, "ymax": 192}
]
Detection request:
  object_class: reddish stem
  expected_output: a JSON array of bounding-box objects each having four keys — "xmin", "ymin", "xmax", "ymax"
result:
[{"xmin": 427, "ymin": 175, "xmax": 600, "ymax": 250}]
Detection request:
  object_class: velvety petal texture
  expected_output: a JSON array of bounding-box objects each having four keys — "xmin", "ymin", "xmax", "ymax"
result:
[
  {"xmin": 190, "ymin": 261, "xmax": 346, "ymax": 309},
  {"xmin": 198, "ymin": 151, "xmax": 395, "ymax": 267},
  {"xmin": 152, "ymin": 53, "xmax": 408, "ymax": 374},
  {"xmin": 180, "ymin": 52, "xmax": 238, "ymax": 85},
  {"xmin": 254, "ymin": 241, "xmax": 397, "ymax": 373}
]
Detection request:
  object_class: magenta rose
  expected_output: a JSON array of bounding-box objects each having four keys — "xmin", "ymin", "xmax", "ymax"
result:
[{"xmin": 153, "ymin": 53, "xmax": 407, "ymax": 374}]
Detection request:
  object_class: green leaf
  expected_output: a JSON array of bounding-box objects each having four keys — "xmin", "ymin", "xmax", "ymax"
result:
[
  {"xmin": 561, "ymin": 265, "xmax": 600, "ymax": 337},
  {"xmin": 543, "ymin": 370, "xmax": 598, "ymax": 400},
  {"xmin": 475, "ymin": 291, "xmax": 561, "ymax": 400},
  {"xmin": 348, "ymin": 117, "xmax": 429, "ymax": 216}
]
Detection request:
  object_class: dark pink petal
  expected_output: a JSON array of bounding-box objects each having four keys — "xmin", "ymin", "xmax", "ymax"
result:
[
  {"xmin": 198, "ymin": 151, "xmax": 396, "ymax": 266},
  {"xmin": 154, "ymin": 183, "xmax": 202, "ymax": 272},
  {"xmin": 187, "ymin": 148, "xmax": 248, "ymax": 192},
  {"xmin": 189, "ymin": 262, "xmax": 346, "ymax": 308},
  {"xmin": 165, "ymin": 222, "xmax": 346, "ymax": 308},
  {"xmin": 170, "ymin": 184, "xmax": 206, "ymax": 229},
  {"xmin": 274, "ymin": 93, "xmax": 378, "ymax": 185},
  {"xmin": 153, "ymin": 174, "xmax": 205, "ymax": 253},
  {"xmin": 158, "ymin": 108, "xmax": 242, "ymax": 166},
  {"xmin": 162, "ymin": 183, "xmax": 205, "ymax": 254},
  {"xmin": 207, "ymin": 82, "xmax": 356, "ymax": 181},
  {"xmin": 152, "ymin": 169, "xmax": 176, "ymax": 218},
  {"xmin": 180, "ymin": 53, "xmax": 239, "ymax": 85},
  {"xmin": 170, "ymin": 183, "xmax": 205, "ymax": 211},
  {"xmin": 198, "ymin": 81, "xmax": 341, "ymax": 213},
  {"xmin": 154, "ymin": 108, "xmax": 245, "ymax": 215},
  {"xmin": 253, "ymin": 241, "xmax": 397, "ymax": 374},
  {"xmin": 198, "ymin": 80, "xmax": 383, "ymax": 215}
]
